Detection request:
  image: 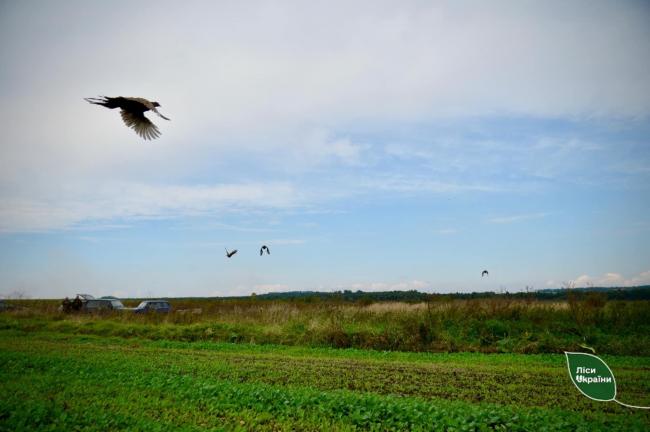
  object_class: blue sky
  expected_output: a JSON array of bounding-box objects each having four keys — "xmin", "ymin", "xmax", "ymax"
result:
[{"xmin": 1, "ymin": 1, "xmax": 649, "ymax": 298}]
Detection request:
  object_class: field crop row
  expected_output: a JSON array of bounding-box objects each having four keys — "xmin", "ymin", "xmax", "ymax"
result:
[{"xmin": 1, "ymin": 330, "xmax": 648, "ymax": 431}]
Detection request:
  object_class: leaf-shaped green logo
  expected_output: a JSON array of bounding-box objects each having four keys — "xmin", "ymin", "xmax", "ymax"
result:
[{"xmin": 565, "ymin": 352, "xmax": 616, "ymax": 401}]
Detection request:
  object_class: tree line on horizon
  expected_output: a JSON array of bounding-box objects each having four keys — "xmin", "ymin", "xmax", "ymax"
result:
[{"xmin": 167, "ymin": 285, "xmax": 650, "ymax": 302}]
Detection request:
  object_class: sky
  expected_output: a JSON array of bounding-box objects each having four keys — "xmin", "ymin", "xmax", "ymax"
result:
[{"xmin": 1, "ymin": 0, "xmax": 649, "ymax": 298}]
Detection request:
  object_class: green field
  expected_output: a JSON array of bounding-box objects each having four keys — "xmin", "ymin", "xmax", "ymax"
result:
[
  {"xmin": 1, "ymin": 298, "xmax": 649, "ymax": 431},
  {"xmin": 5, "ymin": 296, "xmax": 650, "ymax": 355},
  {"xmin": 0, "ymin": 332, "xmax": 648, "ymax": 430}
]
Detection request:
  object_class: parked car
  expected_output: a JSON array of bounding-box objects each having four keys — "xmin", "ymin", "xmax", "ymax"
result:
[
  {"xmin": 100, "ymin": 296, "xmax": 125, "ymax": 310},
  {"xmin": 133, "ymin": 300, "xmax": 171, "ymax": 313},
  {"xmin": 82, "ymin": 299, "xmax": 114, "ymax": 312},
  {"xmin": 59, "ymin": 294, "xmax": 123, "ymax": 313}
]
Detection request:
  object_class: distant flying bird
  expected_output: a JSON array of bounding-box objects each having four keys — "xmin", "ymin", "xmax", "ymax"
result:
[
  {"xmin": 260, "ymin": 245, "xmax": 270, "ymax": 256},
  {"xmin": 85, "ymin": 96, "xmax": 170, "ymax": 140},
  {"xmin": 225, "ymin": 248, "xmax": 238, "ymax": 258},
  {"xmin": 482, "ymin": 270, "xmax": 489, "ymax": 277}
]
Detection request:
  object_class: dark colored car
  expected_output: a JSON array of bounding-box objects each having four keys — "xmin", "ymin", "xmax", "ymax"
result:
[{"xmin": 133, "ymin": 300, "xmax": 171, "ymax": 313}]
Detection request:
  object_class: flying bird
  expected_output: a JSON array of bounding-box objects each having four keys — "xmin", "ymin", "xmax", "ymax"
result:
[
  {"xmin": 225, "ymin": 248, "xmax": 238, "ymax": 258},
  {"xmin": 260, "ymin": 245, "xmax": 270, "ymax": 256},
  {"xmin": 481, "ymin": 270, "xmax": 489, "ymax": 277},
  {"xmin": 85, "ymin": 96, "xmax": 170, "ymax": 140}
]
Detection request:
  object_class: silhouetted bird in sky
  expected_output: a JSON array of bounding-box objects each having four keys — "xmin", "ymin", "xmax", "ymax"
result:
[
  {"xmin": 260, "ymin": 245, "xmax": 270, "ymax": 256},
  {"xmin": 225, "ymin": 248, "xmax": 237, "ymax": 258},
  {"xmin": 482, "ymin": 270, "xmax": 489, "ymax": 277},
  {"xmin": 85, "ymin": 96, "xmax": 170, "ymax": 140}
]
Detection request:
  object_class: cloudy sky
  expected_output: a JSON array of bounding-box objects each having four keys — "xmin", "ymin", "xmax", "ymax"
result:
[{"xmin": 1, "ymin": 1, "xmax": 649, "ymax": 298}]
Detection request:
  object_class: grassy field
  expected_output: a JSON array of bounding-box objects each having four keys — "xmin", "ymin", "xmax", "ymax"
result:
[
  {"xmin": 0, "ymin": 330, "xmax": 649, "ymax": 431},
  {"xmin": 1, "ymin": 298, "xmax": 649, "ymax": 430},
  {"xmin": 4, "ymin": 296, "xmax": 649, "ymax": 355}
]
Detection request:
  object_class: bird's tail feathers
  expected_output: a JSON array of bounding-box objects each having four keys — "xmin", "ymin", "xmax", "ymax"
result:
[{"xmin": 84, "ymin": 96, "xmax": 111, "ymax": 106}]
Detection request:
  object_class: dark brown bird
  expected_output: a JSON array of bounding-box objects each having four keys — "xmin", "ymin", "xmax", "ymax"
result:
[
  {"xmin": 85, "ymin": 96, "xmax": 170, "ymax": 140},
  {"xmin": 225, "ymin": 248, "xmax": 238, "ymax": 258},
  {"xmin": 482, "ymin": 270, "xmax": 489, "ymax": 277},
  {"xmin": 260, "ymin": 245, "xmax": 270, "ymax": 256}
]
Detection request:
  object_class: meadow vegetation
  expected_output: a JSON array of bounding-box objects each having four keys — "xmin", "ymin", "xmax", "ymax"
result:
[
  {"xmin": 1, "ymin": 331, "xmax": 648, "ymax": 431},
  {"xmin": 2, "ymin": 295, "xmax": 649, "ymax": 355},
  {"xmin": 1, "ymin": 294, "xmax": 648, "ymax": 430}
]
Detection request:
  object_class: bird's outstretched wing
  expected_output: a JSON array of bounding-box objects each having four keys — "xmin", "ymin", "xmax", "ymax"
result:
[
  {"xmin": 122, "ymin": 97, "xmax": 152, "ymax": 108},
  {"xmin": 265, "ymin": 246, "xmax": 270, "ymax": 255},
  {"xmin": 120, "ymin": 110, "xmax": 161, "ymax": 140},
  {"xmin": 122, "ymin": 97, "xmax": 170, "ymax": 121},
  {"xmin": 260, "ymin": 247, "xmax": 263, "ymax": 256}
]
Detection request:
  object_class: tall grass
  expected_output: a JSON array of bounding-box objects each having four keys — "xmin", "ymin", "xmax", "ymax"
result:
[{"xmin": 2, "ymin": 296, "xmax": 648, "ymax": 355}]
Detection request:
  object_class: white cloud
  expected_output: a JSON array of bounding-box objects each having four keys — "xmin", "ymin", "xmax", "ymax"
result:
[
  {"xmin": 384, "ymin": 143, "xmax": 435, "ymax": 161},
  {"xmin": 3, "ymin": 2, "xmax": 649, "ymax": 159},
  {"xmin": 488, "ymin": 213, "xmax": 549, "ymax": 224},
  {"xmin": 0, "ymin": 1, "xmax": 649, "ymax": 299},
  {"xmin": 573, "ymin": 274, "xmax": 593, "ymax": 287},
  {"xmin": 601, "ymin": 272, "xmax": 626, "ymax": 285},
  {"xmin": 628, "ymin": 271, "xmax": 650, "ymax": 286},
  {"xmin": 286, "ymin": 129, "xmax": 368, "ymax": 168},
  {"xmin": 362, "ymin": 175, "xmax": 501, "ymax": 194},
  {"xmin": 570, "ymin": 271, "xmax": 650, "ymax": 287},
  {"xmin": 343, "ymin": 279, "xmax": 430, "ymax": 292},
  {"xmin": 252, "ymin": 284, "xmax": 290, "ymax": 293},
  {"xmin": 1, "ymin": 1, "xmax": 648, "ymax": 234},
  {"xmin": 0, "ymin": 182, "xmax": 300, "ymax": 233}
]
